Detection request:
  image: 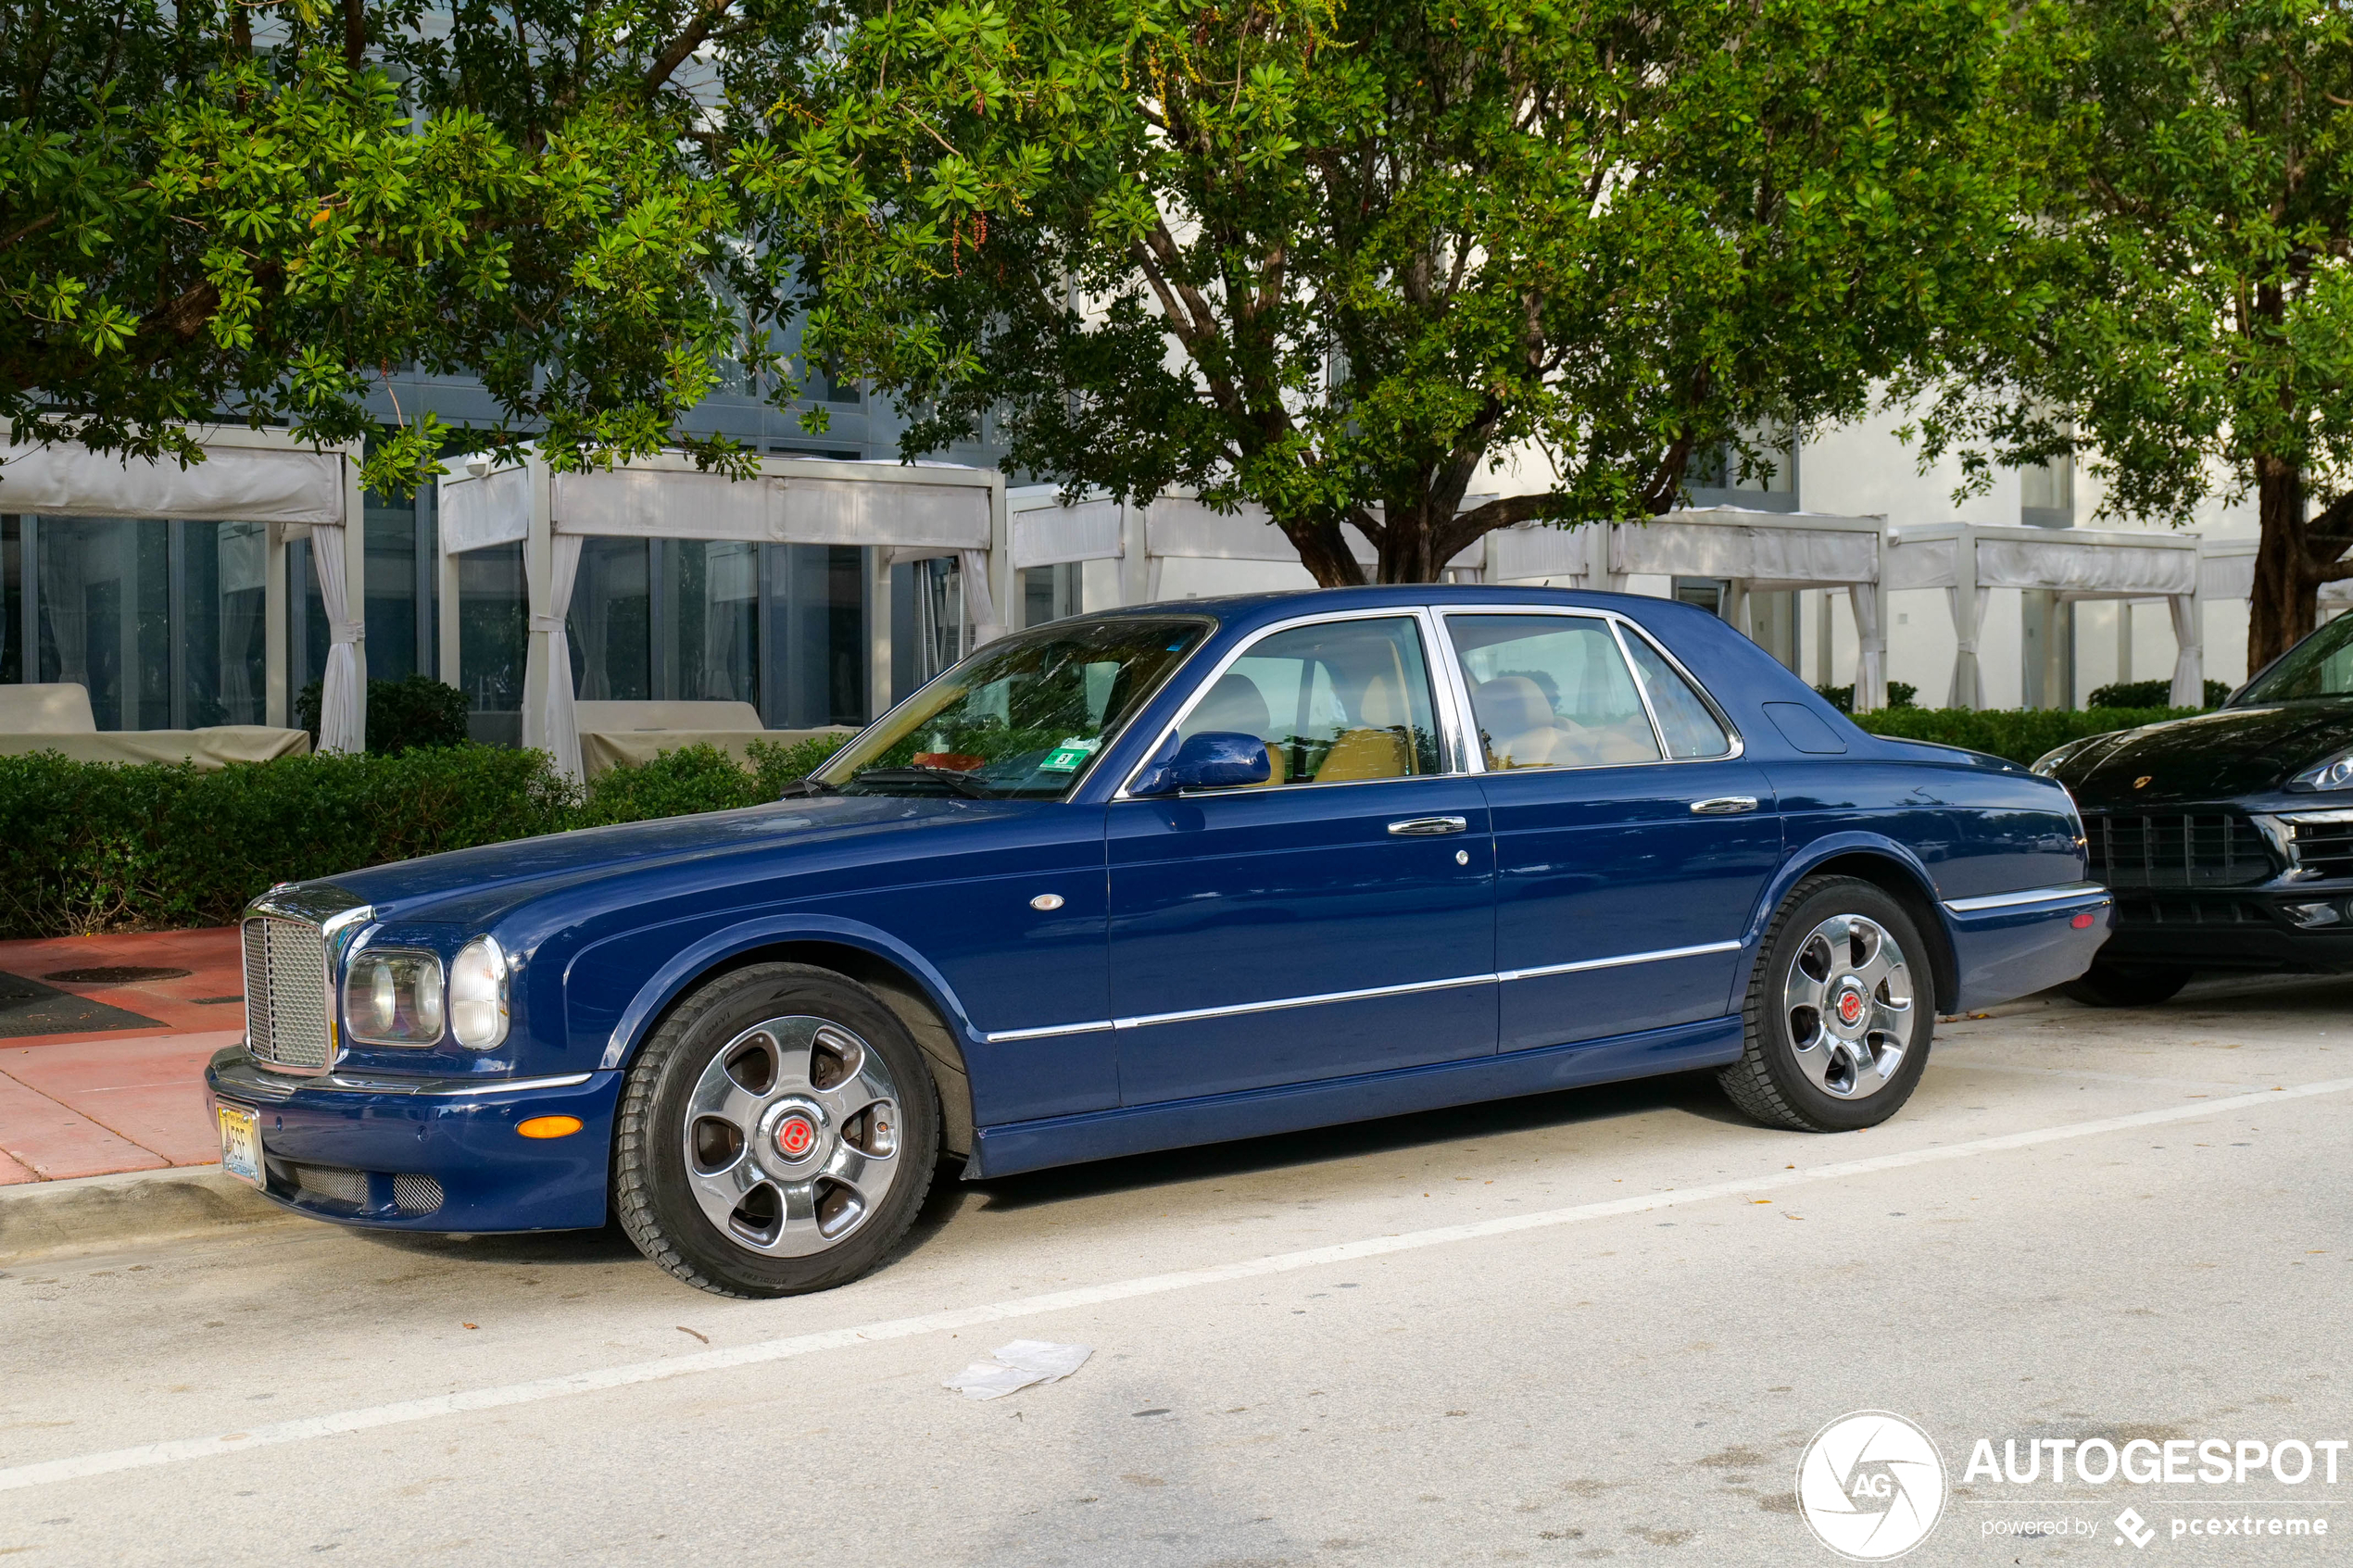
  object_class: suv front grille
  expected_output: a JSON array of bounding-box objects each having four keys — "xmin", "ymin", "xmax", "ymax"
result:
[
  {"xmin": 2083, "ymin": 811, "xmax": 2279, "ymax": 889},
  {"xmin": 243, "ymin": 916, "xmax": 332, "ymax": 1073}
]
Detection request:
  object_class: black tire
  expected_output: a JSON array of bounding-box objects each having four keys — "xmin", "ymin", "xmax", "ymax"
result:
[
  {"xmin": 2062, "ymin": 959, "xmax": 2191, "ymax": 1009},
  {"xmin": 1718, "ymin": 875, "xmax": 1937, "ymax": 1133},
  {"xmin": 614, "ymin": 962, "xmax": 940, "ymax": 1298}
]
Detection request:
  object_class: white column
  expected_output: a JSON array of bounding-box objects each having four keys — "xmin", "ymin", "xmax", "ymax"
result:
[{"xmin": 867, "ymin": 546, "xmax": 893, "ymax": 721}]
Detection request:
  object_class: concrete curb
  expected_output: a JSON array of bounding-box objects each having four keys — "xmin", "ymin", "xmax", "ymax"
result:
[{"xmin": 0, "ymin": 1165, "xmax": 299, "ymax": 1262}]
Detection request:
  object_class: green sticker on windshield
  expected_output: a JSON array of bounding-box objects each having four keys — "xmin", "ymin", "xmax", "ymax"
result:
[{"xmin": 1039, "ymin": 737, "xmax": 1100, "ymax": 772}]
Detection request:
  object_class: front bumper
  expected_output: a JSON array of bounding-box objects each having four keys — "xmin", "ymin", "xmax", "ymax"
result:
[
  {"xmin": 2098, "ymin": 885, "xmax": 2353, "ymax": 973},
  {"xmin": 203, "ymin": 1047, "xmax": 619, "ymax": 1233}
]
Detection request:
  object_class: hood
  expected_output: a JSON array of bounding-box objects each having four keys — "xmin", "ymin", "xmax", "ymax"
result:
[
  {"xmin": 2058, "ymin": 700, "xmax": 2353, "ymax": 805},
  {"xmin": 322, "ymin": 793, "xmax": 1017, "ymax": 925}
]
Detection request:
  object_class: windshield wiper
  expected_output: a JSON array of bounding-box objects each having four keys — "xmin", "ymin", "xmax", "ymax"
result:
[
  {"xmin": 844, "ymin": 766, "xmax": 994, "ymax": 799},
  {"xmin": 775, "ymin": 775, "xmax": 837, "ymax": 799}
]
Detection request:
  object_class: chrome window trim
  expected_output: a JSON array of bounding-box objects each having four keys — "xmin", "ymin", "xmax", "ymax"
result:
[
  {"xmin": 1435, "ymin": 606, "xmax": 1746, "ymax": 771},
  {"xmin": 977, "ymin": 937, "xmax": 1752, "ymax": 1042},
  {"xmin": 1940, "ymin": 881, "xmax": 2110, "ymax": 913},
  {"xmin": 1113, "ymin": 606, "xmax": 1466, "ymax": 800}
]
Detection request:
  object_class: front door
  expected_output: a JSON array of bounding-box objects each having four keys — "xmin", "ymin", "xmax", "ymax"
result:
[
  {"xmin": 1108, "ymin": 612, "xmax": 1497, "ymax": 1105},
  {"xmin": 1444, "ymin": 610, "xmax": 1783, "ymax": 1051}
]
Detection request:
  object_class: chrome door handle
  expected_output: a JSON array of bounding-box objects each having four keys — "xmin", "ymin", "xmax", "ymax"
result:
[
  {"xmin": 1388, "ymin": 815, "xmax": 1468, "ymax": 835},
  {"xmin": 1689, "ymin": 796, "xmax": 1759, "ymax": 815}
]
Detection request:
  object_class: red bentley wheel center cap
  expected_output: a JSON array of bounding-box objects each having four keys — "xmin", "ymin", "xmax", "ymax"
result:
[
  {"xmin": 775, "ymin": 1114, "xmax": 817, "ymax": 1160},
  {"xmin": 1836, "ymin": 990, "xmax": 1865, "ymax": 1027}
]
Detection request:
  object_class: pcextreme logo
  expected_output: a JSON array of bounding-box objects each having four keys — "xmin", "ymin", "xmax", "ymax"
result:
[{"xmin": 1797, "ymin": 1411, "xmax": 1949, "ymax": 1561}]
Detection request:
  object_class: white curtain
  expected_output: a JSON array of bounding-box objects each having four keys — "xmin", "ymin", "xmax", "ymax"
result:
[
  {"xmin": 2169, "ymin": 595, "xmax": 2205, "ymax": 708},
  {"xmin": 310, "ymin": 524, "xmax": 366, "ymax": 753},
  {"xmin": 960, "ymin": 547, "xmax": 1006, "ymax": 646},
  {"xmin": 1945, "ymin": 585, "xmax": 1990, "ymax": 709},
  {"xmin": 525, "ymin": 533, "xmax": 585, "ymax": 783},
  {"xmin": 1851, "ymin": 585, "xmax": 1887, "ymax": 712}
]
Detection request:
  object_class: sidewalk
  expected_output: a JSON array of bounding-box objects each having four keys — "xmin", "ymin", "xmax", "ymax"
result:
[{"xmin": 0, "ymin": 928, "xmax": 243, "ymax": 1183}]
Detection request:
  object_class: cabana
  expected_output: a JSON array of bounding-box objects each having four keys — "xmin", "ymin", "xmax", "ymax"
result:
[
  {"xmin": 1465, "ymin": 507, "xmax": 1892, "ymax": 710},
  {"xmin": 437, "ymin": 449, "xmax": 1006, "ymax": 783},
  {"xmin": 0, "ymin": 426, "xmax": 360, "ymax": 752},
  {"xmin": 1886, "ymin": 522, "xmax": 2203, "ymax": 709}
]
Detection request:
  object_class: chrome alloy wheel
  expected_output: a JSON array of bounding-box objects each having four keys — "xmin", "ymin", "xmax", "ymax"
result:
[
  {"xmin": 682, "ymin": 1015, "xmax": 903, "ymax": 1256},
  {"xmin": 1781, "ymin": 914, "xmax": 1914, "ymax": 1099}
]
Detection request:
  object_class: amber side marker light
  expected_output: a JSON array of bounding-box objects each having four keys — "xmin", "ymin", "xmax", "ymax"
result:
[{"xmin": 517, "ymin": 1115, "xmax": 584, "ymax": 1139}]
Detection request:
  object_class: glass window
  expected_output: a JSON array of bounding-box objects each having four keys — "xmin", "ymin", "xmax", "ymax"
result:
[
  {"xmin": 459, "ymin": 542, "xmax": 526, "ymax": 713},
  {"xmin": 568, "ymin": 538, "xmax": 652, "ymax": 700},
  {"xmin": 1621, "ymin": 630, "xmax": 1733, "ymax": 759},
  {"xmin": 363, "ymin": 490, "xmax": 421, "ymax": 680},
  {"xmin": 2238, "ymin": 612, "xmax": 2353, "ymax": 703},
  {"xmin": 818, "ymin": 615, "xmax": 1210, "ymax": 799},
  {"xmin": 1, "ymin": 518, "xmax": 21, "ymax": 684},
  {"xmin": 658, "ymin": 539, "xmax": 759, "ymax": 705},
  {"xmin": 767, "ymin": 544, "xmax": 866, "ymax": 727},
  {"xmin": 180, "ymin": 521, "xmax": 268, "ymax": 726},
  {"xmin": 1178, "ymin": 616, "xmax": 1442, "ymax": 786},
  {"xmin": 37, "ymin": 518, "xmax": 171, "ymax": 731},
  {"xmin": 1449, "ymin": 614, "xmax": 1663, "ymax": 770}
]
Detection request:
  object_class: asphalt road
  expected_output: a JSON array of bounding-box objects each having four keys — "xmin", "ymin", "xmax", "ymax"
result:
[{"xmin": 3, "ymin": 977, "xmax": 2350, "ymax": 1567}]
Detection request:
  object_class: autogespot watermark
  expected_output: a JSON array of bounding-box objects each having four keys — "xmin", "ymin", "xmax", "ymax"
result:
[{"xmin": 1795, "ymin": 1414, "xmax": 2344, "ymax": 1558}]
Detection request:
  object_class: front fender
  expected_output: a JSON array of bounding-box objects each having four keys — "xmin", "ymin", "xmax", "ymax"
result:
[{"xmin": 579, "ymin": 913, "xmax": 984, "ymax": 1073}]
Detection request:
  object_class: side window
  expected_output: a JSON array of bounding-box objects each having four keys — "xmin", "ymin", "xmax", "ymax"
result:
[
  {"xmin": 1177, "ymin": 616, "xmax": 1442, "ymax": 785},
  {"xmin": 1620, "ymin": 630, "xmax": 1734, "ymax": 759},
  {"xmin": 1447, "ymin": 615, "xmax": 1663, "ymax": 770}
]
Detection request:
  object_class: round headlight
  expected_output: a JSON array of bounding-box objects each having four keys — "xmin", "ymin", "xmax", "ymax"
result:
[{"xmin": 448, "ymin": 936, "xmax": 510, "ymax": 1049}]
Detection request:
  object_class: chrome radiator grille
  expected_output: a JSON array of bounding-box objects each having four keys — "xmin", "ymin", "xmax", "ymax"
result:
[{"xmin": 243, "ymin": 916, "xmax": 333, "ymax": 1073}]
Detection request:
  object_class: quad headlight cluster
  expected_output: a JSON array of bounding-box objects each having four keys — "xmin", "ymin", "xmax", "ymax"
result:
[{"xmin": 341, "ymin": 936, "xmax": 509, "ymax": 1049}]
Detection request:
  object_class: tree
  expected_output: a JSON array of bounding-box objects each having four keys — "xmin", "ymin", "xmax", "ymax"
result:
[
  {"xmin": 1910, "ymin": 0, "xmax": 2353, "ymax": 668},
  {"xmin": 775, "ymin": 0, "xmax": 2041, "ymax": 584},
  {"xmin": 0, "ymin": 0, "xmax": 831, "ymax": 497}
]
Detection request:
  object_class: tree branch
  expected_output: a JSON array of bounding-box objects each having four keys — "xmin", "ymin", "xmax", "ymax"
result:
[{"xmin": 644, "ymin": 0, "xmax": 730, "ymax": 99}]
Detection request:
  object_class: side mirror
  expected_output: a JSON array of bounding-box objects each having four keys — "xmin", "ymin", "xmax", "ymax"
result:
[{"xmin": 1129, "ymin": 732, "xmax": 1272, "ymax": 796}]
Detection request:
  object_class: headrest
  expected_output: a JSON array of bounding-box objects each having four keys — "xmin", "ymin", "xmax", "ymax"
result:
[
  {"xmin": 1474, "ymin": 675, "xmax": 1554, "ymax": 737},
  {"xmin": 1190, "ymin": 672, "xmax": 1273, "ymax": 739},
  {"xmin": 1355, "ymin": 671, "xmax": 1407, "ymax": 730}
]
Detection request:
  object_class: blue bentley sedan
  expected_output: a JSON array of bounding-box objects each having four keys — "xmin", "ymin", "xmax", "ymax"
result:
[{"xmin": 206, "ymin": 587, "xmax": 2109, "ymax": 1296}]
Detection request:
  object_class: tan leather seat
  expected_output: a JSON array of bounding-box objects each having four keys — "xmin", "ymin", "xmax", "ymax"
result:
[
  {"xmin": 1471, "ymin": 676, "xmax": 1563, "ymax": 769},
  {"xmin": 1315, "ymin": 671, "xmax": 1415, "ymax": 782},
  {"xmin": 1185, "ymin": 673, "xmax": 1288, "ymax": 785}
]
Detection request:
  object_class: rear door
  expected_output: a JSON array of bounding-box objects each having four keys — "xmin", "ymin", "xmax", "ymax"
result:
[
  {"xmin": 1106, "ymin": 609, "xmax": 1497, "ymax": 1105},
  {"xmin": 1444, "ymin": 610, "xmax": 1782, "ymax": 1051}
]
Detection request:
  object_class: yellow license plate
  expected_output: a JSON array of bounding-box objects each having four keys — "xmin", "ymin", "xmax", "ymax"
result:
[{"xmin": 217, "ymin": 1104, "xmax": 262, "ymax": 1185}]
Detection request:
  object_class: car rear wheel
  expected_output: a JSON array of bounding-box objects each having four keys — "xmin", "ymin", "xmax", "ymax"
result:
[
  {"xmin": 1718, "ymin": 875, "xmax": 1935, "ymax": 1133},
  {"xmin": 614, "ymin": 962, "xmax": 940, "ymax": 1298},
  {"xmin": 2062, "ymin": 959, "xmax": 2190, "ymax": 1009}
]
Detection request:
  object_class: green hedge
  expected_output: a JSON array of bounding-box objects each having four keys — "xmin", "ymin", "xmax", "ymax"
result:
[
  {"xmin": 1848, "ymin": 706, "xmax": 2190, "ymax": 765},
  {"xmin": 0, "ymin": 734, "xmax": 849, "ymax": 940},
  {"xmin": 296, "ymin": 674, "xmax": 474, "ymax": 753},
  {"xmin": 2086, "ymin": 676, "xmax": 2233, "ymax": 709}
]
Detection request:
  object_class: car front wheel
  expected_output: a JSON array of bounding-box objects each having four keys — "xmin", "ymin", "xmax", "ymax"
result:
[
  {"xmin": 614, "ymin": 962, "xmax": 940, "ymax": 1297},
  {"xmin": 1718, "ymin": 875, "xmax": 1935, "ymax": 1133}
]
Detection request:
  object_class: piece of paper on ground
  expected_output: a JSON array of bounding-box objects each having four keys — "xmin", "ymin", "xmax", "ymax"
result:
[{"xmin": 942, "ymin": 1339, "xmax": 1094, "ymax": 1400}]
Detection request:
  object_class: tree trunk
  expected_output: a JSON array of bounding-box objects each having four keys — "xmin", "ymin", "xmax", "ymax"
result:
[
  {"xmin": 2250, "ymin": 458, "xmax": 2317, "ymax": 672},
  {"xmin": 1283, "ymin": 515, "xmax": 1368, "ymax": 588}
]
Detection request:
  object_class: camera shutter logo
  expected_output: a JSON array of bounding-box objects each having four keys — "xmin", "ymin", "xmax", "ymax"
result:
[{"xmin": 1795, "ymin": 1411, "xmax": 1947, "ymax": 1560}]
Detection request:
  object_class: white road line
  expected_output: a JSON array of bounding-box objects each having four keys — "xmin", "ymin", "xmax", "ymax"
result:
[{"xmin": 5, "ymin": 1074, "xmax": 2347, "ymax": 1495}]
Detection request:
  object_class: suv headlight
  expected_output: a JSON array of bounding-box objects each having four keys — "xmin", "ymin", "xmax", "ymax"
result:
[
  {"xmin": 2291, "ymin": 749, "xmax": 2353, "ymax": 791},
  {"xmin": 343, "ymin": 949, "xmax": 446, "ymax": 1047},
  {"xmin": 448, "ymin": 936, "xmax": 510, "ymax": 1049}
]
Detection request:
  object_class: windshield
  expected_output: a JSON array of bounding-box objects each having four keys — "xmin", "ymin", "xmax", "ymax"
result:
[
  {"xmin": 2236, "ymin": 613, "xmax": 2353, "ymax": 704},
  {"xmin": 813, "ymin": 616, "xmax": 1213, "ymax": 798}
]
